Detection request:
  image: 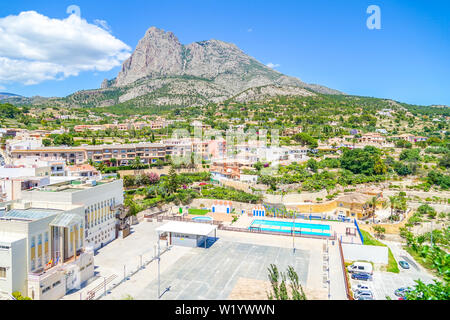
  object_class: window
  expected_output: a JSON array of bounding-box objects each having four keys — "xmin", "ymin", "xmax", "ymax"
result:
[
  {"xmin": 42, "ymin": 286, "xmax": 51, "ymax": 294},
  {"xmin": 0, "ymin": 267, "xmax": 6, "ymax": 278},
  {"xmin": 52, "ymin": 280, "xmax": 61, "ymax": 288}
]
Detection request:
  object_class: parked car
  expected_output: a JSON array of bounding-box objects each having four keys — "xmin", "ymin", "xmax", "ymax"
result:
[
  {"xmin": 347, "ymin": 262, "xmax": 373, "ymax": 274},
  {"xmin": 395, "ymin": 287, "xmax": 412, "ymax": 297},
  {"xmin": 351, "ymin": 272, "xmax": 372, "ymax": 281},
  {"xmin": 399, "ymin": 261, "xmax": 410, "ymax": 269},
  {"xmin": 354, "ymin": 289, "xmax": 373, "ymax": 299},
  {"xmin": 352, "ymin": 284, "xmax": 370, "ymax": 292},
  {"xmin": 357, "ymin": 295, "xmax": 374, "ymax": 300}
]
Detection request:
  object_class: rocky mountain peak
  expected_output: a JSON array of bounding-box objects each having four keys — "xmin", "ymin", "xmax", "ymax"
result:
[{"xmin": 88, "ymin": 26, "xmax": 343, "ymax": 107}]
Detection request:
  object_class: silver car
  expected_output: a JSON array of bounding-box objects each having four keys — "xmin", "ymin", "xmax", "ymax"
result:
[{"xmin": 354, "ymin": 290, "xmax": 374, "ymax": 300}]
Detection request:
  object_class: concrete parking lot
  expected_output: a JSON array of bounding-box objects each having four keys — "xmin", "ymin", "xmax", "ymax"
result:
[
  {"xmin": 350, "ymin": 240, "xmax": 436, "ymax": 300},
  {"xmin": 62, "ymin": 220, "xmax": 346, "ymax": 300},
  {"xmin": 135, "ymin": 240, "xmax": 310, "ymax": 300}
]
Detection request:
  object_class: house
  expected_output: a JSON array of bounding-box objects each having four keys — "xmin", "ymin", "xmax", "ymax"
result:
[
  {"xmin": 335, "ymin": 193, "xmax": 373, "ymax": 220},
  {"xmin": 251, "ymin": 205, "xmax": 266, "ymax": 217},
  {"xmin": 211, "ymin": 200, "xmax": 233, "ymax": 214},
  {"xmin": 66, "ymin": 164, "xmax": 99, "ymax": 178}
]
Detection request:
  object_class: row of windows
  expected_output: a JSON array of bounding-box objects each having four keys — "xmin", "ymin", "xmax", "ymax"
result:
[
  {"xmin": 30, "ymin": 232, "xmax": 49, "ymax": 248},
  {"xmin": 42, "ymin": 280, "xmax": 60, "ymax": 294},
  {"xmin": 0, "ymin": 267, "xmax": 6, "ymax": 278},
  {"xmin": 85, "ymin": 198, "xmax": 116, "ymax": 228}
]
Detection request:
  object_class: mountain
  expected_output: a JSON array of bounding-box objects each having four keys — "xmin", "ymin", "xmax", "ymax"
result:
[
  {"xmin": 61, "ymin": 27, "xmax": 341, "ymax": 108},
  {"xmin": 0, "ymin": 92, "xmax": 23, "ymax": 100}
]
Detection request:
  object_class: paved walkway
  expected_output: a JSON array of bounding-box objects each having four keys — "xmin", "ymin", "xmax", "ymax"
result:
[
  {"xmin": 63, "ymin": 221, "xmax": 347, "ymax": 300},
  {"xmin": 328, "ymin": 242, "xmax": 347, "ymax": 300}
]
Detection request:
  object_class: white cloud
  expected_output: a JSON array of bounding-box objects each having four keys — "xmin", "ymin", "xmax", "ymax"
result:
[
  {"xmin": 0, "ymin": 11, "xmax": 131, "ymax": 85},
  {"xmin": 266, "ymin": 62, "xmax": 280, "ymax": 69},
  {"xmin": 94, "ymin": 19, "xmax": 112, "ymax": 32},
  {"xmin": 247, "ymin": 28, "xmax": 253, "ymax": 32},
  {"xmin": 0, "ymin": 85, "xmax": 5, "ymax": 90}
]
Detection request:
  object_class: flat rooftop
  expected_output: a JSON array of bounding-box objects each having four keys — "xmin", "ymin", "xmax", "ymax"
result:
[
  {"xmin": 27, "ymin": 178, "xmax": 117, "ymax": 193},
  {"xmin": 156, "ymin": 221, "xmax": 217, "ymax": 237},
  {"xmin": 2, "ymin": 208, "xmax": 62, "ymax": 221}
]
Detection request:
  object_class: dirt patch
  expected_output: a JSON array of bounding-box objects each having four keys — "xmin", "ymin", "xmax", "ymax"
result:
[
  {"xmin": 227, "ymin": 277, "xmax": 328, "ymax": 300},
  {"xmin": 360, "ymin": 209, "xmax": 416, "ymax": 235}
]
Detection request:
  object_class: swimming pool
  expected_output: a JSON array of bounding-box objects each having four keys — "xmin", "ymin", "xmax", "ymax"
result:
[
  {"xmin": 249, "ymin": 219, "xmax": 331, "ymax": 237},
  {"xmin": 192, "ymin": 216, "xmax": 213, "ymax": 222}
]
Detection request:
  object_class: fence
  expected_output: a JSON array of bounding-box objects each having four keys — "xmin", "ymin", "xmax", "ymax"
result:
[
  {"xmin": 354, "ymin": 219, "xmax": 364, "ymax": 244},
  {"xmin": 156, "ymin": 215, "xmax": 337, "ymax": 240},
  {"xmin": 220, "ymin": 225, "xmax": 337, "ymax": 240},
  {"xmin": 338, "ymin": 238, "xmax": 353, "ymax": 300},
  {"xmin": 157, "ymin": 215, "xmax": 222, "ymax": 226},
  {"xmin": 85, "ymin": 244, "xmax": 171, "ymax": 300}
]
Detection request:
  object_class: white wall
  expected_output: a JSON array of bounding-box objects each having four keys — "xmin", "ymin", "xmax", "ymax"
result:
[
  {"xmin": 0, "ymin": 237, "xmax": 27, "ymax": 295},
  {"xmin": 342, "ymin": 243, "xmax": 388, "ymax": 264}
]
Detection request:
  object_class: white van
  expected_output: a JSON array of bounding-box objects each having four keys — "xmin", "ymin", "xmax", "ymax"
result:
[{"xmin": 347, "ymin": 262, "xmax": 373, "ymax": 274}]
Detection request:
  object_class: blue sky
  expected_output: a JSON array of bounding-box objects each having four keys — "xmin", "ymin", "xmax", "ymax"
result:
[{"xmin": 0, "ymin": 0, "xmax": 449, "ymax": 106}]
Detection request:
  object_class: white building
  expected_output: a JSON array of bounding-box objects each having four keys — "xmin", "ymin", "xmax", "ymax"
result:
[
  {"xmin": 0, "ymin": 166, "xmax": 52, "ymax": 202},
  {"xmin": 0, "ymin": 200, "xmax": 94, "ymax": 300},
  {"xmin": 211, "ymin": 200, "xmax": 233, "ymax": 214},
  {"xmin": 20, "ymin": 178, "xmax": 124, "ymax": 251}
]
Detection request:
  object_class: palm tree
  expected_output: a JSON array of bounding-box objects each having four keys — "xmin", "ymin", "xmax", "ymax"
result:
[
  {"xmin": 388, "ymin": 196, "xmax": 398, "ymax": 222},
  {"xmin": 367, "ymin": 196, "xmax": 381, "ymax": 224}
]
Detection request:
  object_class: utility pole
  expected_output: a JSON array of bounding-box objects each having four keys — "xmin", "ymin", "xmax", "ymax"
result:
[
  {"xmin": 292, "ymin": 210, "xmax": 296, "ymax": 254},
  {"xmin": 158, "ymin": 235, "xmax": 161, "ymax": 299}
]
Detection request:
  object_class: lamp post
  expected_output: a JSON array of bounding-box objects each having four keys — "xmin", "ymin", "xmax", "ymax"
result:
[
  {"xmin": 102, "ymin": 276, "xmax": 107, "ymax": 297},
  {"xmin": 292, "ymin": 211, "xmax": 296, "ymax": 254},
  {"xmin": 158, "ymin": 234, "xmax": 161, "ymax": 299}
]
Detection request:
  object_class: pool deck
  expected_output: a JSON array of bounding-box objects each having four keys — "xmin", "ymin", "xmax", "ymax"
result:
[{"xmin": 235, "ymin": 215, "xmax": 361, "ymax": 244}]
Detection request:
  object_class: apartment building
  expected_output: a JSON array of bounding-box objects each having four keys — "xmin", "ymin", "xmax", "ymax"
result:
[
  {"xmin": 0, "ymin": 166, "xmax": 52, "ymax": 202},
  {"xmin": 210, "ymin": 159, "xmax": 254, "ymax": 180},
  {"xmin": 10, "ymin": 147, "xmax": 87, "ymax": 165},
  {"xmin": 84, "ymin": 143, "xmax": 166, "ymax": 166},
  {"xmin": 0, "ymin": 199, "xmax": 94, "ymax": 300},
  {"xmin": 20, "ymin": 178, "xmax": 124, "ymax": 252},
  {"xmin": 392, "ymin": 134, "xmax": 428, "ymax": 143},
  {"xmin": 357, "ymin": 133, "xmax": 387, "ymax": 144},
  {"xmin": 73, "ymin": 125, "xmax": 106, "ymax": 132},
  {"xmin": 163, "ymin": 139, "xmax": 193, "ymax": 163}
]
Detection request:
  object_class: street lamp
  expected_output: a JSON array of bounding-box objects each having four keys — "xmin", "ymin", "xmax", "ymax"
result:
[
  {"xmin": 157, "ymin": 233, "xmax": 161, "ymax": 299},
  {"xmin": 102, "ymin": 276, "xmax": 107, "ymax": 297},
  {"xmin": 292, "ymin": 210, "xmax": 296, "ymax": 254}
]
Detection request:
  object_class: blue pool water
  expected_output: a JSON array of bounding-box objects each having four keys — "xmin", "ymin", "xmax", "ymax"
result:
[
  {"xmin": 250, "ymin": 219, "xmax": 331, "ymax": 237},
  {"xmin": 192, "ymin": 216, "xmax": 213, "ymax": 222}
]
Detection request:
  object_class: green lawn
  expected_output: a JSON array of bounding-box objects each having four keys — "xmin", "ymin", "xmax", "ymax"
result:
[
  {"xmin": 360, "ymin": 230, "xmax": 400, "ymax": 273},
  {"xmin": 188, "ymin": 208, "xmax": 209, "ymax": 216}
]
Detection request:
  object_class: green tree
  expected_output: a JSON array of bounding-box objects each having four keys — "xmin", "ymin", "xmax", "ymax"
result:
[
  {"xmin": 373, "ymin": 226, "xmax": 386, "ymax": 239},
  {"xmin": 168, "ymin": 166, "xmax": 179, "ymax": 194},
  {"xmin": 53, "ymin": 133, "xmax": 74, "ymax": 146},
  {"xmin": 267, "ymin": 264, "xmax": 307, "ymax": 300},
  {"xmin": 405, "ymin": 280, "xmax": 449, "ymax": 300},
  {"xmin": 12, "ymin": 291, "xmax": 32, "ymax": 300},
  {"xmin": 307, "ymin": 159, "xmax": 318, "ymax": 172},
  {"xmin": 42, "ymin": 139, "xmax": 52, "ymax": 147},
  {"xmin": 340, "ymin": 146, "xmax": 386, "ymax": 176}
]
